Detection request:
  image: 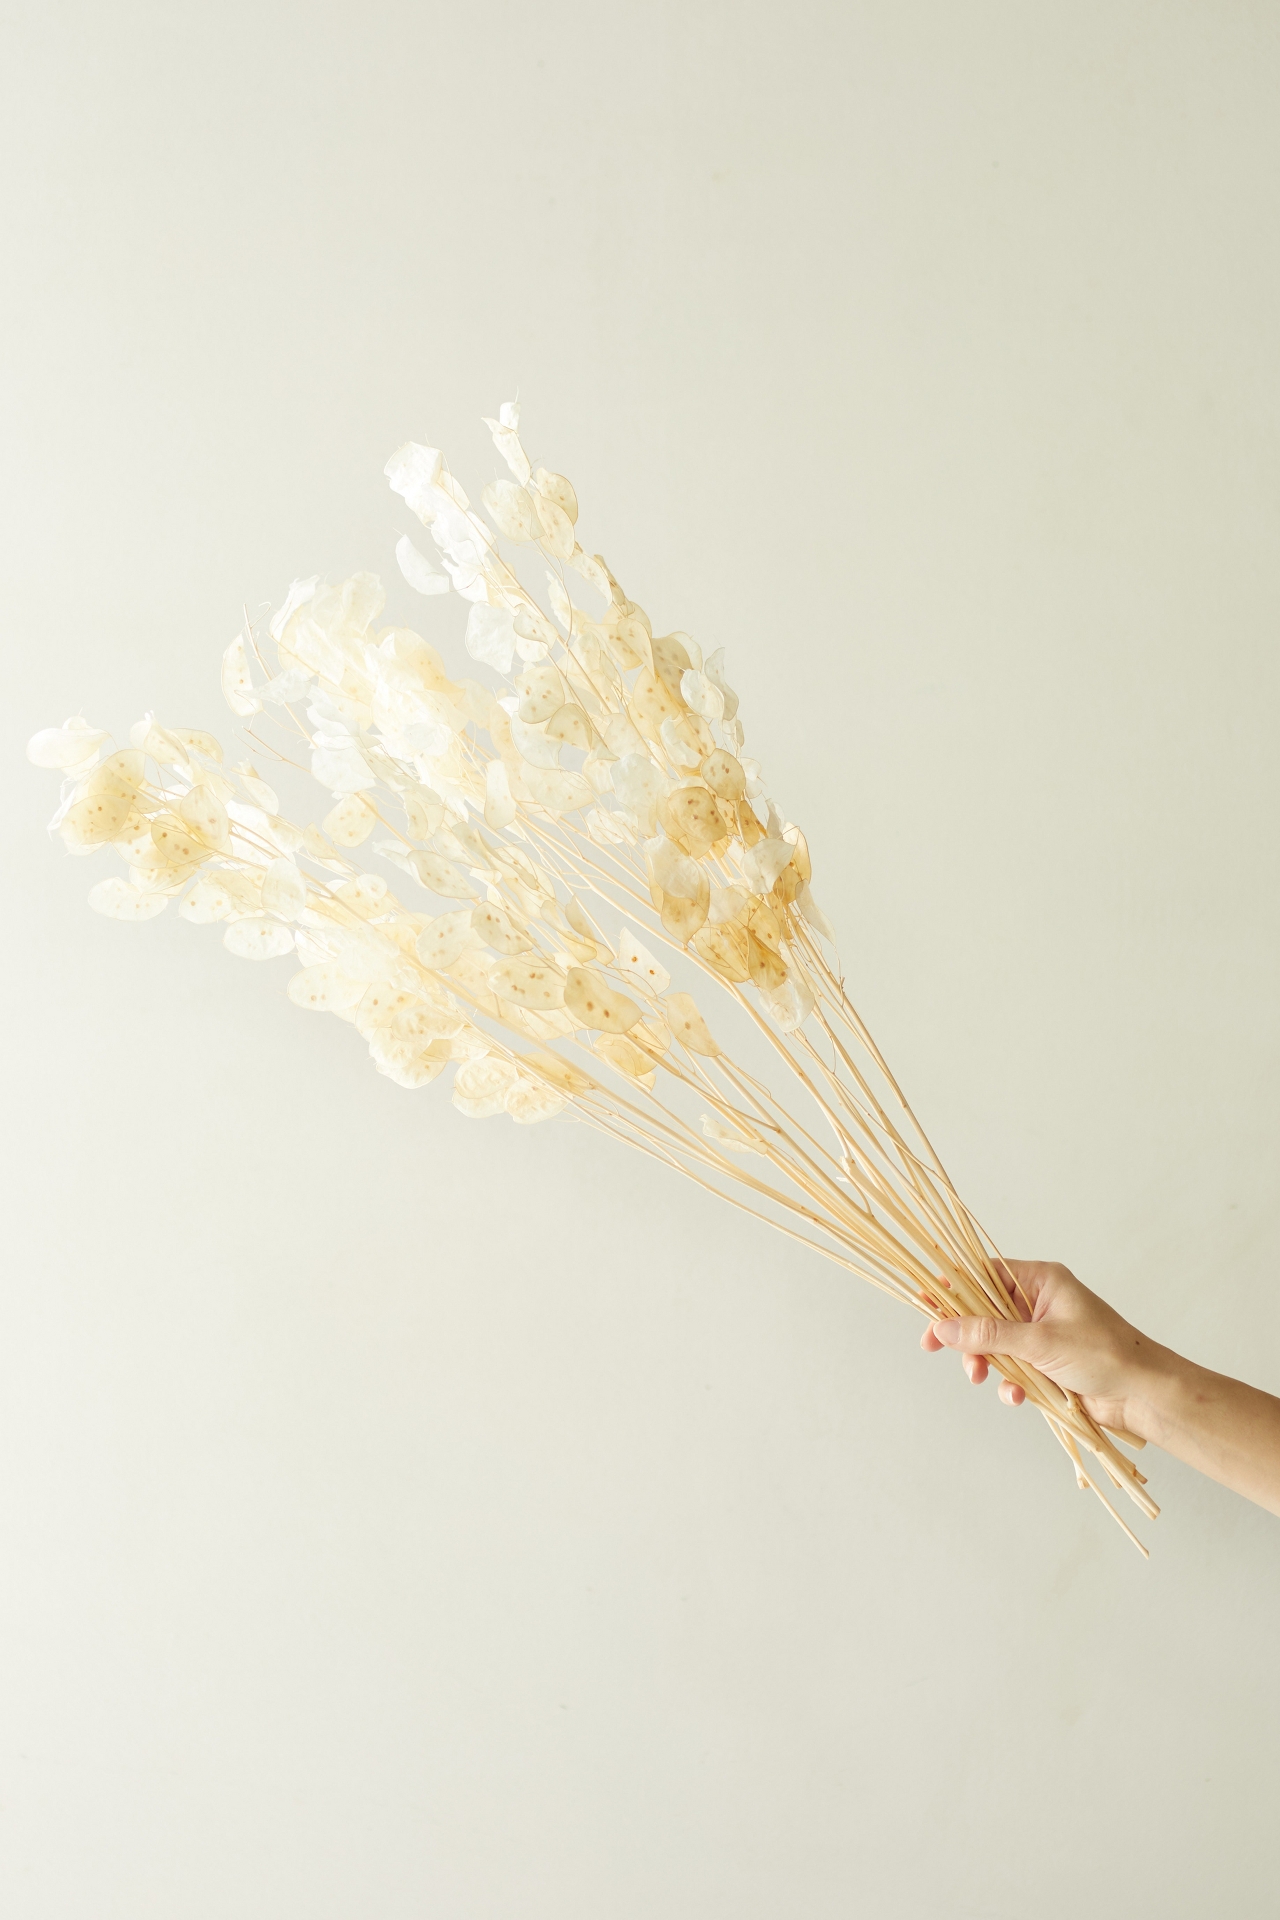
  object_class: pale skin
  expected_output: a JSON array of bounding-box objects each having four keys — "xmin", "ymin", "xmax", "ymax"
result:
[{"xmin": 922, "ymin": 1261, "xmax": 1280, "ymax": 1519}]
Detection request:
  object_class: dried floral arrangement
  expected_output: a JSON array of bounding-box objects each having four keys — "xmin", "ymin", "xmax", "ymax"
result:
[{"xmin": 29, "ymin": 404, "xmax": 1158, "ymax": 1551}]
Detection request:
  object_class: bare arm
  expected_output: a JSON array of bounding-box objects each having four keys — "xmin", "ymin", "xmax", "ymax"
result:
[{"xmin": 922, "ymin": 1260, "xmax": 1280, "ymax": 1518}]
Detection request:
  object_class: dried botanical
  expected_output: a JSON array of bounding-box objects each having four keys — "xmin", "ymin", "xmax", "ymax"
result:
[{"xmin": 29, "ymin": 404, "xmax": 1158, "ymax": 1550}]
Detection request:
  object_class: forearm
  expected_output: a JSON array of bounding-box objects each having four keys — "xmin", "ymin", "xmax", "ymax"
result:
[{"xmin": 1125, "ymin": 1345, "xmax": 1280, "ymax": 1518}]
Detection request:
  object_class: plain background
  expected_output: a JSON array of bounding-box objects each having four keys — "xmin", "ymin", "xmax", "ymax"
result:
[{"xmin": 3, "ymin": 3, "xmax": 1278, "ymax": 1915}]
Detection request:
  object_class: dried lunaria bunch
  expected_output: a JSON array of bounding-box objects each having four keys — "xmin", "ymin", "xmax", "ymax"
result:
[{"xmin": 30, "ymin": 403, "xmax": 1158, "ymax": 1551}]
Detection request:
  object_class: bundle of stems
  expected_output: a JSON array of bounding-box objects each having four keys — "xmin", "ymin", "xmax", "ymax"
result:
[{"xmin": 29, "ymin": 404, "xmax": 1157, "ymax": 1551}]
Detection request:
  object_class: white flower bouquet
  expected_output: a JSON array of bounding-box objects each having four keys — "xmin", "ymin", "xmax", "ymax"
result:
[{"xmin": 29, "ymin": 404, "xmax": 1158, "ymax": 1550}]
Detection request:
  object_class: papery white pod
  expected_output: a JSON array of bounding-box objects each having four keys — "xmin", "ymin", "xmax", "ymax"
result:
[
  {"xmin": 290, "ymin": 618, "xmax": 346, "ymax": 683},
  {"xmin": 509, "ymin": 713, "xmax": 562, "ymax": 768},
  {"xmin": 481, "ymin": 479, "xmax": 539, "ymax": 542},
  {"xmin": 132, "ymin": 718, "xmax": 186, "ymax": 766},
  {"xmin": 593, "ymin": 1033, "xmax": 657, "ymax": 1089},
  {"xmin": 507, "ymin": 1004, "xmax": 578, "ymax": 1040},
  {"xmin": 534, "ymin": 495, "xmax": 575, "ymax": 560},
  {"xmin": 311, "ymin": 743, "xmax": 376, "ymax": 794},
  {"xmin": 330, "ymin": 925, "xmax": 406, "ymax": 984},
  {"xmin": 702, "ymin": 648, "xmax": 738, "ymax": 720},
  {"xmin": 90, "ymin": 747, "xmax": 144, "ymax": 797},
  {"xmin": 564, "ymin": 968, "xmax": 643, "ymax": 1035},
  {"xmin": 514, "ymin": 602, "xmax": 558, "ymax": 658},
  {"xmin": 758, "ymin": 970, "xmax": 816, "ymax": 1032},
  {"xmin": 460, "ymin": 679, "xmax": 497, "ymax": 731},
  {"xmin": 650, "ymin": 633, "xmax": 693, "ymax": 701},
  {"xmin": 490, "ymin": 959, "xmax": 566, "ymax": 1010},
  {"xmin": 415, "ymin": 909, "xmax": 479, "ymax": 971},
  {"xmin": 546, "ymin": 704, "xmax": 594, "ymax": 750},
  {"xmin": 702, "ymin": 1113, "xmax": 761, "ymax": 1154},
  {"xmin": 498, "ymin": 400, "xmax": 520, "ymax": 430},
  {"xmin": 568, "ymin": 546, "xmax": 612, "ymax": 607},
  {"xmin": 796, "ymin": 883, "xmax": 836, "ymax": 944},
  {"xmin": 370, "ymin": 1039, "xmax": 450, "ymax": 1090},
  {"xmin": 519, "ymin": 767, "xmax": 594, "ymax": 814},
  {"xmin": 179, "ymin": 875, "xmax": 242, "ymax": 923},
  {"xmin": 447, "ymin": 949, "xmax": 501, "ymax": 1014},
  {"xmin": 437, "ymin": 814, "xmax": 496, "ymax": 868},
  {"xmin": 660, "ymin": 783, "xmax": 726, "ymax": 859},
  {"xmin": 583, "ymin": 750, "xmax": 616, "ymax": 795},
  {"xmin": 544, "ymin": 572, "xmax": 573, "ymax": 634},
  {"xmin": 481, "ymin": 416, "xmax": 532, "ymax": 486},
  {"xmin": 602, "ymin": 711, "xmax": 646, "ymax": 759},
  {"xmin": 564, "ymin": 895, "xmax": 604, "ymax": 945},
  {"xmin": 261, "ymin": 666, "xmax": 315, "ymax": 706},
  {"xmin": 58, "ymin": 790, "xmax": 131, "ymax": 850},
  {"xmin": 532, "ymin": 469, "xmax": 578, "ymax": 525},
  {"xmin": 515, "ymin": 660, "xmax": 566, "ymax": 725},
  {"xmin": 323, "ymin": 792, "xmax": 379, "ymax": 847},
  {"xmin": 484, "ymin": 759, "xmax": 517, "ymax": 831},
  {"xmin": 471, "ymin": 902, "xmax": 532, "ymax": 956},
  {"xmin": 709, "ymin": 884, "xmax": 751, "ymax": 925},
  {"xmin": 396, "ymin": 534, "xmax": 451, "ymax": 595},
  {"xmin": 616, "ymin": 928, "xmax": 670, "ymax": 994},
  {"xmin": 88, "ymin": 877, "xmax": 168, "ymax": 921},
  {"xmin": 264, "ymin": 815, "xmax": 306, "ymax": 856},
  {"xmin": 521, "ymin": 1046, "xmax": 593, "ymax": 1093},
  {"xmin": 400, "ymin": 997, "xmax": 467, "ymax": 1041},
  {"xmin": 680, "ymin": 669, "xmax": 725, "ymax": 723},
  {"xmin": 385, "ymin": 443, "xmax": 444, "ymax": 521},
  {"xmin": 504, "ymin": 1076, "xmax": 569, "ymax": 1124},
  {"xmin": 354, "ymin": 983, "xmax": 423, "ymax": 1037},
  {"xmin": 335, "ymin": 873, "xmax": 390, "ymax": 918},
  {"xmin": 447, "ymin": 1023, "xmax": 492, "ymax": 1062},
  {"xmin": 222, "ymin": 631, "xmax": 261, "ymax": 717},
  {"xmin": 453, "ymin": 1054, "xmax": 519, "ymax": 1118},
  {"xmin": 464, "ymin": 602, "xmax": 517, "ymax": 674},
  {"xmin": 630, "ymin": 1013, "xmax": 670, "ymax": 1057},
  {"xmin": 268, "ymin": 576, "xmax": 319, "ymax": 644},
  {"xmin": 224, "ymin": 917, "xmax": 295, "ymax": 960},
  {"xmin": 287, "ymin": 963, "xmax": 367, "ymax": 1011},
  {"xmin": 649, "ymin": 846, "xmax": 710, "ymax": 943},
  {"xmin": 660, "ymin": 717, "xmax": 703, "ymax": 771},
  {"xmin": 647, "ymin": 836, "xmax": 705, "ymax": 903},
  {"xmin": 742, "ymin": 837, "xmax": 794, "ymax": 892},
  {"xmin": 423, "ymin": 497, "xmax": 493, "ymax": 603},
  {"xmin": 700, "ymin": 749, "xmax": 747, "ymax": 802},
  {"xmin": 177, "ymin": 786, "xmax": 230, "ymax": 850},
  {"xmin": 586, "ymin": 807, "xmax": 629, "ymax": 847},
  {"xmin": 28, "ymin": 719, "xmax": 110, "ymax": 769},
  {"xmin": 409, "ymin": 849, "xmax": 473, "ymax": 899},
  {"xmin": 112, "ymin": 814, "xmax": 154, "ymax": 863},
  {"xmin": 611, "ymin": 752, "xmax": 667, "ymax": 828},
  {"xmin": 401, "ymin": 790, "xmax": 445, "ymax": 840},
  {"xmin": 666, "ymin": 992, "xmax": 721, "ymax": 1056},
  {"xmin": 261, "ymin": 856, "xmax": 307, "ymax": 919},
  {"xmin": 169, "ymin": 728, "xmax": 223, "ymax": 763},
  {"xmin": 233, "ymin": 768, "xmax": 279, "ymax": 813},
  {"xmin": 149, "ymin": 814, "xmax": 208, "ymax": 870},
  {"xmin": 301, "ymin": 826, "xmax": 350, "ymax": 873},
  {"xmin": 374, "ymin": 840, "xmax": 419, "ymax": 881}
]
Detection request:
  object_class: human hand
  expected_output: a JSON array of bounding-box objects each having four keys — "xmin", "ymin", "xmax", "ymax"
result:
[{"xmin": 920, "ymin": 1260, "xmax": 1163, "ymax": 1439}]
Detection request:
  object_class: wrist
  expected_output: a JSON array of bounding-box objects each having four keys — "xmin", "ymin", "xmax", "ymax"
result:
[{"xmin": 1119, "ymin": 1340, "xmax": 1197, "ymax": 1447}]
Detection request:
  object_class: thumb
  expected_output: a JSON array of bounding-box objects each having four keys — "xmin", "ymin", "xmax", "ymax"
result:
[{"xmin": 931, "ymin": 1315, "xmax": 1041, "ymax": 1359}]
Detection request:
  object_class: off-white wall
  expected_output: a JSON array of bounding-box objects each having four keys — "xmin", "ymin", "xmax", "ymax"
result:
[{"xmin": 4, "ymin": 3, "xmax": 1279, "ymax": 1914}]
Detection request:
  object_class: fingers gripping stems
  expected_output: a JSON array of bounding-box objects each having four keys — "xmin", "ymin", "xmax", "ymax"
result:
[{"xmin": 932, "ymin": 1315, "xmax": 1039, "ymax": 1359}]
